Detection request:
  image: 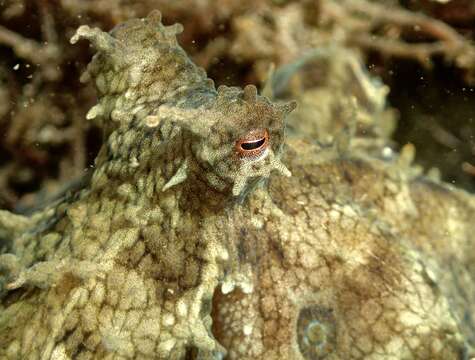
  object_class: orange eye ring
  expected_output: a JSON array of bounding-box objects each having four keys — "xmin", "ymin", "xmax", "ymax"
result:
[{"xmin": 235, "ymin": 129, "xmax": 269, "ymax": 160}]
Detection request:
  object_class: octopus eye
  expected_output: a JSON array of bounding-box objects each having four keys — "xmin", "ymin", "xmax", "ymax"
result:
[{"xmin": 236, "ymin": 129, "xmax": 269, "ymax": 160}]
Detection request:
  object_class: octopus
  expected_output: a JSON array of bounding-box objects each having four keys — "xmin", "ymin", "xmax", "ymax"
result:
[{"xmin": 0, "ymin": 11, "xmax": 474, "ymax": 360}]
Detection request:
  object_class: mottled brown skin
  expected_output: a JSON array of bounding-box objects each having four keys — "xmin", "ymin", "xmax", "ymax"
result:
[
  {"xmin": 0, "ymin": 11, "xmax": 474, "ymax": 360},
  {"xmin": 348, "ymin": 163, "xmax": 475, "ymax": 348},
  {"xmin": 211, "ymin": 140, "xmax": 474, "ymax": 359}
]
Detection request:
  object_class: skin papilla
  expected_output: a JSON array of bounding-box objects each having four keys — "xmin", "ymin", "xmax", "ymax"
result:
[{"xmin": 0, "ymin": 11, "xmax": 474, "ymax": 360}]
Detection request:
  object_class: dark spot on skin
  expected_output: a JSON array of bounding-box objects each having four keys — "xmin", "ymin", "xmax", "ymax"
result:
[
  {"xmin": 184, "ymin": 346, "xmax": 199, "ymax": 360},
  {"xmin": 70, "ymin": 342, "xmax": 90, "ymax": 359},
  {"xmin": 267, "ymin": 237, "xmax": 286, "ymax": 264},
  {"xmin": 54, "ymin": 272, "xmax": 82, "ymax": 301},
  {"xmin": 237, "ymin": 227, "xmax": 256, "ymax": 264},
  {"xmin": 200, "ymin": 296, "xmax": 213, "ymax": 317},
  {"xmin": 2, "ymin": 287, "xmax": 38, "ymax": 306},
  {"xmin": 342, "ymin": 168, "xmax": 353, "ymax": 185},
  {"xmin": 237, "ymin": 227, "xmax": 253, "ymax": 263},
  {"xmin": 297, "ymin": 305, "xmax": 337, "ymax": 360}
]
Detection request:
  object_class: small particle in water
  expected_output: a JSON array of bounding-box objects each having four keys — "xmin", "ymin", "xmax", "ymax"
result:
[{"xmin": 13, "ymin": 64, "xmax": 19, "ymax": 70}]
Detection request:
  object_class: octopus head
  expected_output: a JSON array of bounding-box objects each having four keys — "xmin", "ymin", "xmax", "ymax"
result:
[
  {"xmin": 158, "ymin": 84, "xmax": 296, "ymax": 197},
  {"xmin": 190, "ymin": 84, "xmax": 296, "ymax": 197}
]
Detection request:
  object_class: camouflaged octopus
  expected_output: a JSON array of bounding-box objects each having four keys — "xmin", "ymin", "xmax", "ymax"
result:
[{"xmin": 0, "ymin": 11, "xmax": 475, "ymax": 360}]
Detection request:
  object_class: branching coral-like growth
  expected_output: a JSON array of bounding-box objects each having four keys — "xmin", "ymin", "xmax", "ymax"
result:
[{"xmin": 332, "ymin": 0, "xmax": 475, "ymax": 72}]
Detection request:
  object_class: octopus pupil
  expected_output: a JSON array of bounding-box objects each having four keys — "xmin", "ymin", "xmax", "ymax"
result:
[{"xmin": 241, "ymin": 138, "xmax": 265, "ymax": 151}]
